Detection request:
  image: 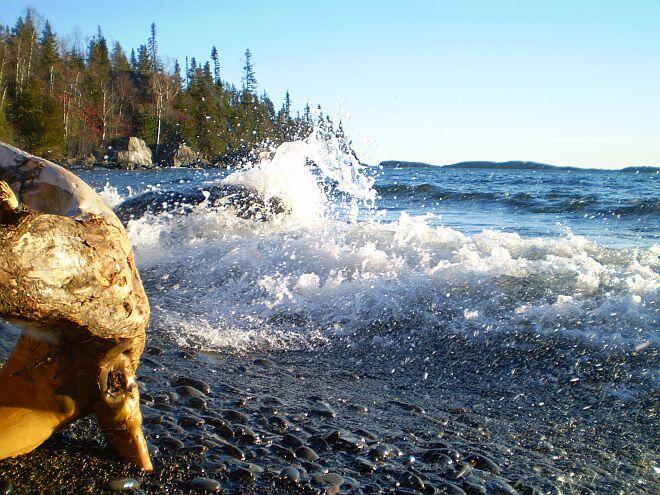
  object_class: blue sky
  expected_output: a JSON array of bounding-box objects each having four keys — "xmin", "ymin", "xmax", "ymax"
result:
[{"xmin": 3, "ymin": 1, "xmax": 660, "ymax": 168}]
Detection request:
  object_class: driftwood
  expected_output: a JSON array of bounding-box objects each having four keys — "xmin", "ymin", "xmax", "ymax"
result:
[{"xmin": 0, "ymin": 143, "xmax": 152, "ymax": 470}]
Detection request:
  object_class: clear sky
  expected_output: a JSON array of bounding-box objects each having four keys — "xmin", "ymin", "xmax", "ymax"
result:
[{"xmin": 3, "ymin": 0, "xmax": 660, "ymax": 168}]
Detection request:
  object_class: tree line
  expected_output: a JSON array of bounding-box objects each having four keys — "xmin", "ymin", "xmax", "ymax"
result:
[{"xmin": 0, "ymin": 9, "xmax": 321, "ymax": 165}]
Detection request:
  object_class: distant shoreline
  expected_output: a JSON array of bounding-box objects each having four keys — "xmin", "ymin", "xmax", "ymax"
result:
[{"xmin": 379, "ymin": 160, "xmax": 660, "ymax": 173}]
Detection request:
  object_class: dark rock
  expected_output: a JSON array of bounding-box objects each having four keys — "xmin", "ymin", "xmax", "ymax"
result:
[
  {"xmin": 229, "ymin": 467, "xmax": 255, "ymax": 483},
  {"xmin": 355, "ymin": 457, "xmax": 377, "ymax": 474},
  {"xmin": 191, "ymin": 477, "xmax": 222, "ymax": 493},
  {"xmin": 160, "ymin": 437, "xmax": 185, "ymax": 451},
  {"xmin": 315, "ymin": 473, "xmax": 344, "ymax": 485},
  {"xmin": 179, "ymin": 415, "xmax": 205, "ymax": 428},
  {"xmin": 223, "ymin": 409, "xmax": 249, "ymax": 424},
  {"xmin": 188, "ymin": 396, "xmax": 208, "ymax": 409},
  {"xmin": 296, "ymin": 446, "xmax": 319, "ymax": 461},
  {"xmin": 271, "ymin": 443, "xmax": 297, "ymax": 460},
  {"xmin": 464, "ymin": 454, "xmax": 501, "ymax": 475},
  {"xmin": 176, "ymin": 385, "xmax": 206, "ymax": 398},
  {"xmin": 279, "ymin": 467, "xmax": 302, "ymax": 484},
  {"xmin": 436, "ymin": 481, "xmax": 467, "ymax": 495},
  {"xmin": 369, "ymin": 444, "xmax": 393, "ymax": 460},
  {"xmin": 312, "ymin": 401, "xmax": 336, "ymax": 417},
  {"xmin": 399, "ymin": 471, "xmax": 425, "ymax": 491},
  {"xmin": 108, "ymin": 478, "xmax": 140, "ymax": 491},
  {"xmin": 220, "ymin": 443, "xmax": 245, "ymax": 461},
  {"xmin": 282, "ymin": 433, "xmax": 304, "ymax": 448}
]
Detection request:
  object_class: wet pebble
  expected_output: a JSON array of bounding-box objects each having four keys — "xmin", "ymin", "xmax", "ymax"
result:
[
  {"xmin": 315, "ymin": 473, "xmax": 344, "ymax": 485},
  {"xmin": 191, "ymin": 477, "xmax": 222, "ymax": 493},
  {"xmin": 108, "ymin": 478, "xmax": 140, "ymax": 491},
  {"xmin": 223, "ymin": 409, "xmax": 249, "ymax": 424},
  {"xmin": 229, "ymin": 466, "xmax": 255, "ymax": 483},
  {"xmin": 175, "ymin": 385, "xmax": 206, "ymax": 398},
  {"xmin": 399, "ymin": 471, "xmax": 425, "ymax": 491},
  {"xmin": 271, "ymin": 443, "xmax": 296, "ymax": 461},
  {"xmin": 437, "ymin": 481, "xmax": 467, "ymax": 495},
  {"xmin": 282, "ymin": 433, "xmax": 304, "ymax": 448},
  {"xmin": 188, "ymin": 396, "xmax": 208, "ymax": 409},
  {"xmin": 159, "ymin": 437, "xmax": 185, "ymax": 451},
  {"xmin": 464, "ymin": 453, "xmax": 501, "ymax": 475},
  {"xmin": 296, "ymin": 446, "xmax": 319, "ymax": 461},
  {"xmin": 220, "ymin": 443, "xmax": 245, "ymax": 461},
  {"xmin": 279, "ymin": 467, "xmax": 301, "ymax": 484},
  {"xmin": 368, "ymin": 444, "xmax": 392, "ymax": 460},
  {"xmin": 354, "ymin": 456, "xmax": 377, "ymax": 474},
  {"xmin": 312, "ymin": 400, "xmax": 337, "ymax": 418},
  {"xmin": 179, "ymin": 415, "xmax": 205, "ymax": 428}
]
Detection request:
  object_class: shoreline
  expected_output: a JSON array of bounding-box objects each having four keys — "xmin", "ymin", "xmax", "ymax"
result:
[{"xmin": 1, "ymin": 328, "xmax": 656, "ymax": 494}]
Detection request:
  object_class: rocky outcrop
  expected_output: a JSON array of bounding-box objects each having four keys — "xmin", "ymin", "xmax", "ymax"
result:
[
  {"xmin": 116, "ymin": 137, "xmax": 153, "ymax": 168},
  {"xmin": 171, "ymin": 143, "xmax": 210, "ymax": 168}
]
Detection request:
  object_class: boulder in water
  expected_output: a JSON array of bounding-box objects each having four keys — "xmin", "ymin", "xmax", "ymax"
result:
[
  {"xmin": 116, "ymin": 137, "xmax": 153, "ymax": 168},
  {"xmin": 172, "ymin": 143, "xmax": 208, "ymax": 168}
]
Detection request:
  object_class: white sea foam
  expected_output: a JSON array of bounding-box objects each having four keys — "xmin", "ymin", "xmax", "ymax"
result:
[{"xmin": 124, "ymin": 133, "xmax": 659, "ymax": 352}]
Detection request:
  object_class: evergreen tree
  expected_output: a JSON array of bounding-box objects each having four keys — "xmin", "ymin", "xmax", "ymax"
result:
[
  {"xmin": 211, "ymin": 45, "xmax": 220, "ymax": 85},
  {"xmin": 242, "ymin": 49, "xmax": 257, "ymax": 93}
]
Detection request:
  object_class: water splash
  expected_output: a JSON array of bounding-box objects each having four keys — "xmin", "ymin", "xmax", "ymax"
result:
[{"xmin": 222, "ymin": 126, "xmax": 376, "ymax": 223}]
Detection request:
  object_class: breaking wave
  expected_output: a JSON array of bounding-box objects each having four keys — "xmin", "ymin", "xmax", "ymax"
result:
[{"xmin": 107, "ymin": 130, "xmax": 659, "ymax": 353}]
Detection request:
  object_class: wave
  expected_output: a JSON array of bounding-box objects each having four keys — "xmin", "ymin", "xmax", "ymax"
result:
[
  {"xmin": 115, "ymin": 132, "xmax": 660, "ymax": 353},
  {"xmin": 375, "ymin": 183, "xmax": 659, "ymax": 217}
]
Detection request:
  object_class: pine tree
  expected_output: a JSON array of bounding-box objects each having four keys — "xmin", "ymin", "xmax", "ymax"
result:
[
  {"xmin": 242, "ymin": 49, "xmax": 257, "ymax": 93},
  {"xmin": 211, "ymin": 45, "xmax": 221, "ymax": 85},
  {"xmin": 147, "ymin": 22, "xmax": 160, "ymax": 72}
]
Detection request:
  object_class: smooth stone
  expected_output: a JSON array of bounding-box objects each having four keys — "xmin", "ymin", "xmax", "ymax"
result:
[
  {"xmin": 369, "ymin": 444, "xmax": 392, "ymax": 460},
  {"xmin": 422, "ymin": 450, "xmax": 455, "ymax": 465},
  {"xmin": 220, "ymin": 443, "xmax": 245, "ymax": 460},
  {"xmin": 170, "ymin": 376, "xmax": 211, "ymax": 394},
  {"xmin": 464, "ymin": 454, "xmax": 501, "ymax": 475},
  {"xmin": 279, "ymin": 467, "xmax": 301, "ymax": 484},
  {"xmin": 188, "ymin": 396, "xmax": 208, "ymax": 409},
  {"xmin": 312, "ymin": 401, "xmax": 336, "ymax": 418},
  {"xmin": 484, "ymin": 479, "xmax": 519, "ymax": 495},
  {"xmin": 437, "ymin": 481, "xmax": 467, "ymax": 495},
  {"xmin": 462, "ymin": 481, "xmax": 487, "ymax": 495},
  {"xmin": 160, "ymin": 437, "xmax": 185, "ymax": 451},
  {"xmin": 399, "ymin": 471, "xmax": 425, "ymax": 491},
  {"xmin": 308, "ymin": 435, "xmax": 330, "ymax": 451},
  {"xmin": 229, "ymin": 467, "xmax": 255, "ymax": 483},
  {"xmin": 355, "ymin": 457, "xmax": 377, "ymax": 474},
  {"xmin": 296, "ymin": 446, "xmax": 319, "ymax": 461},
  {"xmin": 191, "ymin": 477, "xmax": 222, "ymax": 493},
  {"xmin": 282, "ymin": 433, "xmax": 304, "ymax": 448},
  {"xmin": 223, "ymin": 409, "xmax": 249, "ymax": 424},
  {"xmin": 349, "ymin": 403, "xmax": 369, "ymax": 413},
  {"xmin": 108, "ymin": 478, "xmax": 140, "ymax": 491},
  {"xmin": 315, "ymin": 473, "xmax": 344, "ymax": 485},
  {"xmin": 268, "ymin": 415, "xmax": 290, "ymax": 430},
  {"xmin": 176, "ymin": 385, "xmax": 206, "ymax": 398},
  {"xmin": 271, "ymin": 443, "xmax": 297, "ymax": 461},
  {"xmin": 179, "ymin": 415, "xmax": 205, "ymax": 428}
]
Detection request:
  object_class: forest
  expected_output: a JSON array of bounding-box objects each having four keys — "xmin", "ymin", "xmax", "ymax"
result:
[{"xmin": 0, "ymin": 9, "xmax": 326, "ymax": 166}]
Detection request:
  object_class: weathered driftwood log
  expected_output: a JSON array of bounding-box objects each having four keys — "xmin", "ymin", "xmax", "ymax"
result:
[{"xmin": 0, "ymin": 143, "xmax": 152, "ymax": 470}]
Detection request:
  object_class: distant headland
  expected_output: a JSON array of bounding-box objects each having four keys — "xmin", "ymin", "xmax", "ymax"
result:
[{"xmin": 379, "ymin": 160, "xmax": 660, "ymax": 173}]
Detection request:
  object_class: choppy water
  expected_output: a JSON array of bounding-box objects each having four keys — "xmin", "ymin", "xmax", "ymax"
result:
[{"xmin": 76, "ymin": 130, "xmax": 659, "ymax": 357}]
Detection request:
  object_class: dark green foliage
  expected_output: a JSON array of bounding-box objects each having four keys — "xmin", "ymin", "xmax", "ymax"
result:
[{"xmin": 0, "ymin": 10, "xmax": 318, "ymax": 164}]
